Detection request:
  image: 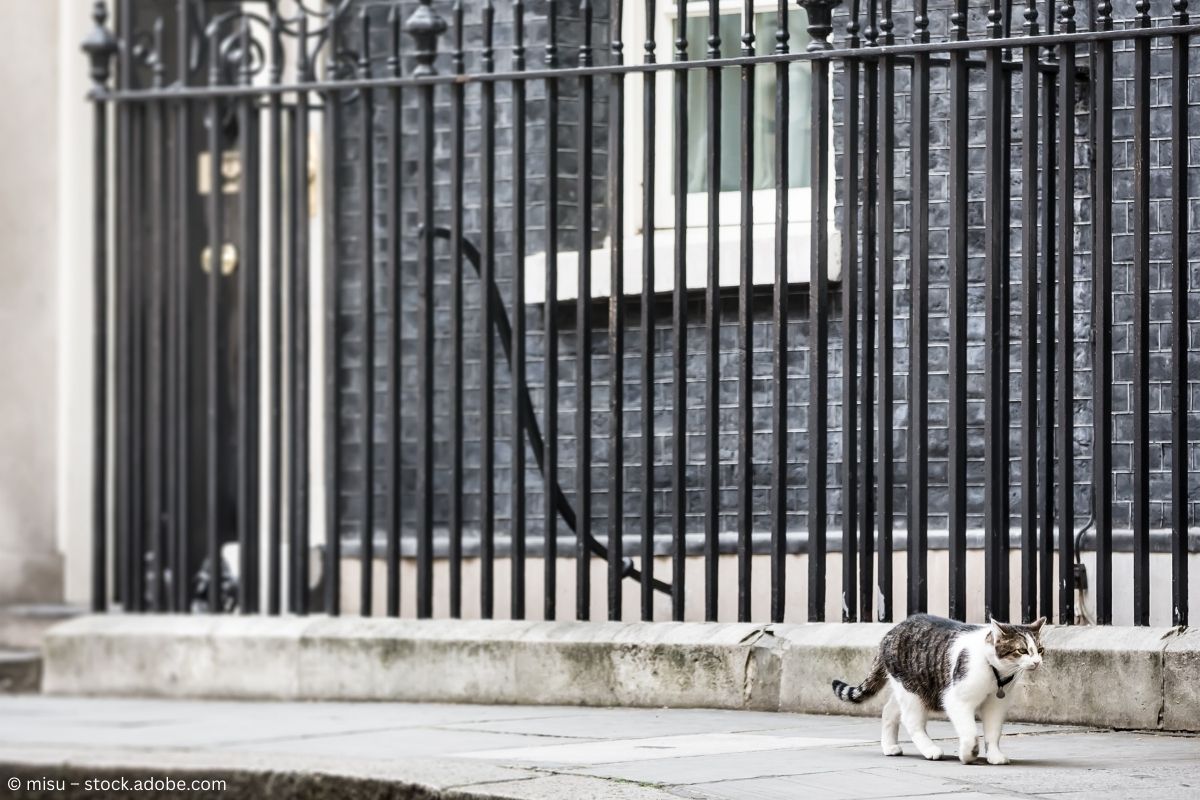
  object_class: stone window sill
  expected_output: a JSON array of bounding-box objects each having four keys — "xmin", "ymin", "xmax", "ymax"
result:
[{"xmin": 521, "ymin": 222, "xmax": 841, "ymax": 305}]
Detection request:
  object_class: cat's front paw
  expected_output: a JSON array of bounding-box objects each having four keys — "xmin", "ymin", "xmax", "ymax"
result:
[
  {"xmin": 881, "ymin": 744, "xmax": 903, "ymax": 756},
  {"xmin": 921, "ymin": 746, "xmax": 944, "ymax": 761},
  {"xmin": 958, "ymin": 739, "xmax": 979, "ymax": 764},
  {"xmin": 986, "ymin": 750, "xmax": 1011, "ymax": 766}
]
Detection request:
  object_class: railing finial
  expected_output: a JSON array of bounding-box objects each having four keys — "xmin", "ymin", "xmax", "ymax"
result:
[
  {"xmin": 987, "ymin": 0, "xmax": 1003, "ymax": 33},
  {"xmin": 389, "ymin": 2, "xmax": 403, "ymax": 78},
  {"xmin": 546, "ymin": 0, "xmax": 559, "ymax": 67},
  {"xmin": 796, "ymin": 0, "xmax": 842, "ymax": 51},
  {"xmin": 82, "ymin": 1, "xmax": 118, "ymax": 94},
  {"xmin": 914, "ymin": 0, "xmax": 929, "ymax": 43},
  {"xmin": 579, "ymin": 0, "xmax": 593, "ymax": 66},
  {"xmin": 950, "ymin": 0, "xmax": 968, "ymax": 42},
  {"xmin": 673, "ymin": 0, "xmax": 687, "ymax": 60},
  {"xmin": 405, "ymin": 0, "xmax": 447, "ymax": 78}
]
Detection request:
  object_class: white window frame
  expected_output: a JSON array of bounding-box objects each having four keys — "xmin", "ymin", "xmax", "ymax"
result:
[
  {"xmin": 652, "ymin": 0, "xmax": 813, "ymax": 231},
  {"xmin": 523, "ymin": 0, "xmax": 839, "ymax": 304}
]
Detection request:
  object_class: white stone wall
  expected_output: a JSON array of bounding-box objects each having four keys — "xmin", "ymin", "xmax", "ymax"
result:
[{"xmin": 0, "ymin": 1, "xmax": 94, "ymax": 606}]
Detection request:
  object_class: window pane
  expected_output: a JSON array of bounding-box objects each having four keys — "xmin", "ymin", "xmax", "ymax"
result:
[{"xmin": 677, "ymin": 11, "xmax": 811, "ymax": 195}]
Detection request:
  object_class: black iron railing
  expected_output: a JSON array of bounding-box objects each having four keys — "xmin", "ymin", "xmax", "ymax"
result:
[{"xmin": 84, "ymin": 0, "xmax": 1196, "ymax": 627}]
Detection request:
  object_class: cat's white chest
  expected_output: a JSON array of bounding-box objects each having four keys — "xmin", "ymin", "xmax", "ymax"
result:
[{"xmin": 949, "ymin": 647, "xmax": 1007, "ymax": 709}]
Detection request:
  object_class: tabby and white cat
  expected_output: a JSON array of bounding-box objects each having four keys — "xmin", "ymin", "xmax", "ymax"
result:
[{"xmin": 832, "ymin": 613, "xmax": 1046, "ymax": 765}]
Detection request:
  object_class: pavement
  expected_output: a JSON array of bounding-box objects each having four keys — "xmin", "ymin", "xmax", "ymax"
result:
[{"xmin": 0, "ymin": 696, "xmax": 1197, "ymax": 799}]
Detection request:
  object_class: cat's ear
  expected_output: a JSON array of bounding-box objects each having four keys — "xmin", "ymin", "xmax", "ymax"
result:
[
  {"xmin": 1029, "ymin": 616, "xmax": 1047, "ymax": 634},
  {"xmin": 989, "ymin": 618, "xmax": 1006, "ymax": 643}
]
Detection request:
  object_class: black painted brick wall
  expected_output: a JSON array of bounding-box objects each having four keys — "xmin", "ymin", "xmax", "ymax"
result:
[{"xmin": 332, "ymin": 0, "xmax": 1200, "ymax": 553}]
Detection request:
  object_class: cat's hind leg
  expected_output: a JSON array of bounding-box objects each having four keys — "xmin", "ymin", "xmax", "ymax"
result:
[
  {"xmin": 891, "ymin": 680, "xmax": 942, "ymax": 761},
  {"xmin": 881, "ymin": 691, "xmax": 902, "ymax": 756}
]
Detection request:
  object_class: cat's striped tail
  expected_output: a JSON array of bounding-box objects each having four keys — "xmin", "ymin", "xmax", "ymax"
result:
[{"xmin": 831, "ymin": 656, "xmax": 887, "ymax": 703}]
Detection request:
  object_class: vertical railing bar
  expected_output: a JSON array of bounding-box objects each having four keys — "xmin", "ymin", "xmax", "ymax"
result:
[
  {"xmin": 113, "ymin": 0, "xmax": 131, "ymax": 611},
  {"xmin": 294, "ymin": 15, "xmax": 313, "ymax": 616},
  {"xmin": 448, "ymin": 0, "xmax": 465, "ymax": 619},
  {"xmin": 1057, "ymin": 0, "xmax": 1077, "ymax": 626},
  {"xmin": 1131, "ymin": 0, "xmax": 1150, "ymax": 627},
  {"xmin": 205, "ymin": 23, "xmax": 223, "ymax": 614},
  {"xmin": 736, "ymin": 0, "xmax": 755, "ymax": 624},
  {"xmin": 95, "ymin": 76, "xmax": 111, "ymax": 612},
  {"xmin": 406, "ymin": 0, "xmax": 445, "ymax": 620},
  {"xmin": 513, "ymin": 0, "xmax": 529, "ymax": 621},
  {"xmin": 1093, "ymin": 0, "xmax": 1114, "ymax": 625},
  {"xmin": 266, "ymin": 8, "xmax": 283, "ymax": 616},
  {"xmin": 147, "ymin": 23, "xmax": 166, "ymax": 614},
  {"xmin": 320, "ymin": 13, "xmax": 340, "ymax": 617},
  {"xmin": 947, "ymin": 0, "xmax": 969, "ymax": 621},
  {"xmin": 997, "ymin": 8, "xmax": 1013, "ymax": 621},
  {"xmin": 877, "ymin": 0, "xmax": 895, "ymax": 624},
  {"xmin": 1038, "ymin": 0, "xmax": 1057, "ymax": 621},
  {"xmin": 1170, "ymin": 0, "xmax": 1190, "ymax": 628},
  {"xmin": 358, "ymin": 11, "xmax": 376, "ymax": 617},
  {"xmin": 775, "ymin": 0, "xmax": 795, "ymax": 625},
  {"xmin": 289, "ymin": 20, "xmax": 309, "ymax": 614},
  {"xmin": 237, "ymin": 16, "xmax": 261, "ymax": 614},
  {"xmin": 543, "ymin": 0, "xmax": 560, "ymax": 621},
  {"xmin": 130, "ymin": 104, "xmax": 146, "ymax": 612},
  {"xmin": 480, "ymin": 0, "xmax": 497, "ymax": 621},
  {"xmin": 285, "ymin": 101, "xmax": 300, "ymax": 612},
  {"xmin": 671, "ymin": 0, "xmax": 688, "ymax": 622},
  {"xmin": 159, "ymin": 28, "xmax": 177, "ymax": 613},
  {"xmin": 173, "ymin": 0, "xmax": 193, "ymax": 613},
  {"xmin": 860, "ymin": 0, "xmax": 878, "ymax": 624},
  {"xmin": 282, "ymin": 98, "xmax": 297, "ymax": 611},
  {"xmin": 608, "ymin": 0, "xmax": 626, "ymax": 622},
  {"xmin": 1020, "ymin": 0, "xmax": 1041, "ymax": 624},
  {"xmin": 577, "ymin": 0, "xmax": 594, "ymax": 621},
  {"xmin": 385, "ymin": 5, "xmax": 405, "ymax": 619},
  {"xmin": 703, "ymin": 0, "xmax": 721, "ymax": 623},
  {"xmin": 163, "ymin": 4, "xmax": 178, "ymax": 614},
  {"xmin": 124, "ymin": 20, "xmax": 145, "ymax": 614},
  {"xmin": 984, "ymin": 0, "xmax": 1006, "ymax": 621},
  {"xmin": 84, "ymin": 1, "xmax": 117, "ymax": 612},
  {"xmin": 641, "ymin": 0, "xmax": 657, "ymax": 623},
  {"xmin": 908, "ymin": 0, "xmax": 929, "ymax": 617},
  {"xmin": 801, "ymin": 0, "xmax": 837, "ymax": 623}
]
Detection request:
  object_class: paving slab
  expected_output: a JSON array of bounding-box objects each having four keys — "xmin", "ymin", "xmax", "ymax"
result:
[
  {"xmin": 436, "ymin": 708, "xmax": 805, "ymax": 741},
  {"xmin": 0, "ymin": 697, "xmax": 1197, "ymax": 799}
]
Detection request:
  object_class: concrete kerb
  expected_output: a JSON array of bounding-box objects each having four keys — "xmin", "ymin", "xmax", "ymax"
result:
[
  {"xmin": 775, "ymin": 622, "xmax": 894, "ymax": 717},
  {"xmin": 1007, "ymin": 624, "xmax": 1171, "ymax": 730},
  {"xmin": 41, "ymin": 615, "xmax": 1200, "ymax": 732},
  {"xmin": 296, "ymin": 618, "xmax": 787, "ymax": 708},
  {"xmin": 1164, "ymin": 626, "xmax": 1200, "ymax": 731}
]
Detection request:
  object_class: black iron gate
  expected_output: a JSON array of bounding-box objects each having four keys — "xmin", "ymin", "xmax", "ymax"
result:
[{"xmin": 84, "ymin": 0, "xmax": 1196, "ymax": 626}]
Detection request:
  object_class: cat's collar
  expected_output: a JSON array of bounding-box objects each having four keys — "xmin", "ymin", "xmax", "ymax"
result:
[{"xmin": 991, "ymin": 665, "xmax": 1017, "ymax": 699}]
